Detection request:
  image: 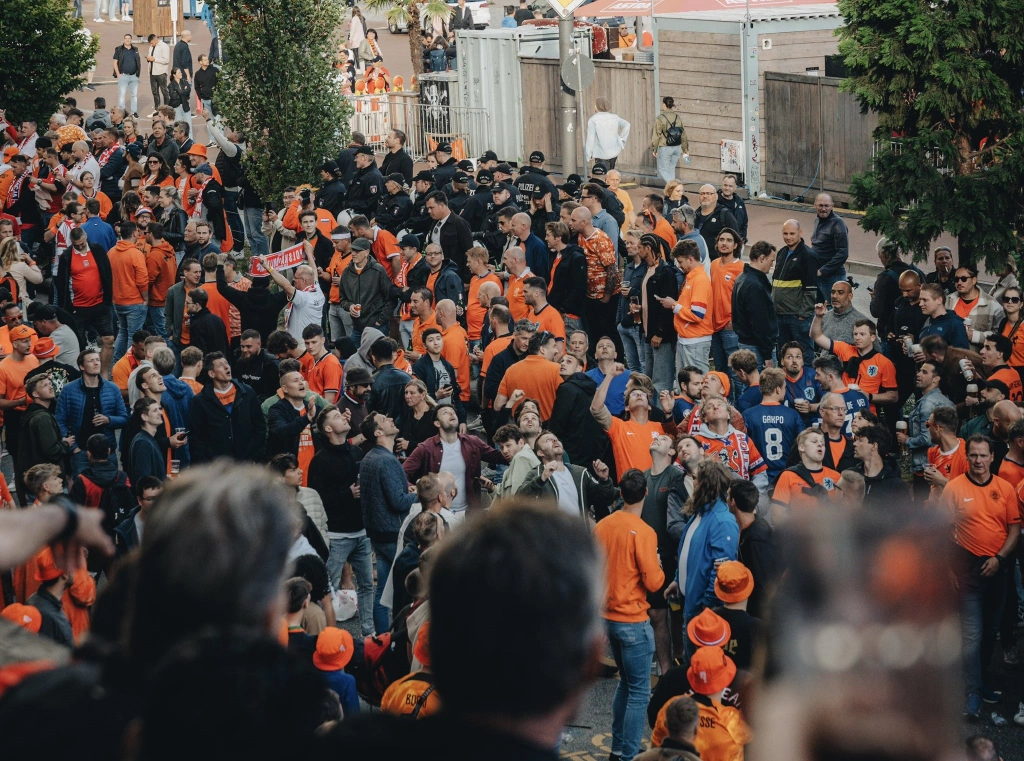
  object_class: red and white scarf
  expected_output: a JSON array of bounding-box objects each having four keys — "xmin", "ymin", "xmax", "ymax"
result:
[
  {"xmin": 4, "ymin": 167, "xmax": 30, "ymax": 210},
  {"xmin": 191, "ymin": 177, "xmax": 212, "ymax": 219},
  {"xmin": 97, "ymin": 144, "xmax": 119, "ymax": 167}
]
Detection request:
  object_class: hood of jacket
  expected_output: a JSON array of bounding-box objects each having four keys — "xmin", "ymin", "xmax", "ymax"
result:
[
  {"xmin": 437, "ymin": 257, "xmax": 459, "ymax": 276},
  {"xmin": 696, "ymin": 422, "xmax": 738, "ymax": 442},
  {"xmin": 562, "ymin": 371, "xmax": 598, "ymax": 395},
  {"xmin": 83, "ymin": 459, "xmax": 123, "ymax": 487},
  {"xmin": 150, "ymin": 240, "xmax": 175, "ymax": 259},
  {"xmin": 112, "ymin": 240, "xmax": 139, "ymax": 255},
  {"xmin": 162, "ymin": 374, "xmax": 193, "ymax": 402},
  {"xmin": 357, "ymin": 327, "xmax": 385, "ymax": 363}
]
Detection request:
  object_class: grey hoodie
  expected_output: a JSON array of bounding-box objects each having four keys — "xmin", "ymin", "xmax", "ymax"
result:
[{"xmin": 341, "ymin": 327, "xmax": 384, "ymax": 387}]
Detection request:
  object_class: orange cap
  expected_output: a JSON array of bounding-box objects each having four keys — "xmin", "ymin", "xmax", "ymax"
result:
[
  {"xmin": 34, "ymin": 547, "xmax": 63, "ymax": 583},
  {"xmin": 32, "ymin": 337, "xmax": 59, "ymax": 359},
  {"xmin": 1, "ymin": 603, "xmax": 41, "ymax": 634},
  {"xmin": 313, "ymin": 626, "xmax": 355, "ymax": 671},
  {"xmin": 706, "ymin": 371, "xmax": 730, "ymax": 397},
  {"xmin": 184, "ymin": 143, "xmax": 208, "ymax": 158},
  {"xmin": 687, "ymin": 646, "xmax": 736, "ymax": 695},
  {"xmin": 413, "ymin": 622, "xmax": 431, "ymax": 668},
  {"xmin": 686, "ymin": 608, "xmax": 731, "ymax": 648},
  {"xmin": 715, "ymin": 561, "xmax": 754, "ymax": 603},
  {"xmin": 9, "ymin": 324, "xmax": 34, "ymax": 341}
]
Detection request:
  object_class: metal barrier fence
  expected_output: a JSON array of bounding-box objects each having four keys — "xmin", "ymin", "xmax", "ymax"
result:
[{"xmin": 348, "ymin": 94, "xmax": 490, "ymax": 162}]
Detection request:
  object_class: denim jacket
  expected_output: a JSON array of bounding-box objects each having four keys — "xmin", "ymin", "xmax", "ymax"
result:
[{"xmin": 905, "ymin": 387, "xmax": 954, "ymax": 473}]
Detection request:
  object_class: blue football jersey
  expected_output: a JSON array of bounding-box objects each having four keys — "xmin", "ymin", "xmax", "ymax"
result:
[
  {"xmin": 836, "ymin": 387, "xmax": 871, "ymax": 436},
  {"xmin": 743, "ymin": 402, "xmax": 805, "ymax": 481},
  {"xmin": 784, "ymin": 369, "xmax": 822, "ymax": 414},
  {"xmin": 672, "ymin": 396, "xmax": 696, "ymax": 424}
]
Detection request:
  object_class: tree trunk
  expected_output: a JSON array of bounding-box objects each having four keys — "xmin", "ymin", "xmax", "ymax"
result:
[
  {"xmin": 409, "ymin": 5, "xmax": 424, "ymax": 76},
  {"xmin": 957, "ymin": 232, "xmax": 977, "ymax": 267}
]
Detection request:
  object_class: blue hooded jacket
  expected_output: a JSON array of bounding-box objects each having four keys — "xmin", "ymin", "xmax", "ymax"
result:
[
  {"xmin": 676, "ymin": 497, "xmax": 740, "ymax": 622},
  {"xmin": 161, "ymin": 374, "xmax": 195, "ymax": 467}
]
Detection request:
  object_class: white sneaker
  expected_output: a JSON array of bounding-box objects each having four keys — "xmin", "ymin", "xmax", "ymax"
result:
[
  {"xmin": 1014, "ymin": 702, "xmax": 1024, "ymax": 726},
  {"xmin": 94, "ymin": 17, "xmax": 104, "ymax": 21}
]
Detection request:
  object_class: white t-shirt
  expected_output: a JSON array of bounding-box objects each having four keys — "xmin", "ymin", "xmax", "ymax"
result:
[
  {"xmin": 440, "ymin": 438, "xmax": 468, "ymax": 513},
  {"xmin": 678, "ymin": 512, "xmax": 702, "ymax": 587},
  {"xmin": 285, "ymin": 283, "xmax": 326, "ymax": 342},
  {"xmin": 550, "ymin": 468, "xmax": 579, "ymax": 516}
]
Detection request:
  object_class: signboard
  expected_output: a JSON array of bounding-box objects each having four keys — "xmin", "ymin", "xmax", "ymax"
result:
[
  {"xmin": 720, "ymin": 139, "xmax": 744, "ymax": 173},
  {"xmin": 547, "ymin": 0, "xmax": 592, "ymax": 19},
  {"xmin": 250, "ymin": 243, "xmax": 305, "ymax": 276}
]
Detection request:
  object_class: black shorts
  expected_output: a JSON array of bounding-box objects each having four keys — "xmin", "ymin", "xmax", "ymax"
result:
[{"xmin": 74, "ymin": 304, "xmax": 115, "ymax": 338}]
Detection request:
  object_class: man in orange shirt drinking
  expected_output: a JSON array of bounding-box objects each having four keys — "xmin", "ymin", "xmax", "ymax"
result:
[
  {"xmin": 657, "ymin": 239, "xmax": 713, "ymax": 373},
  {"xmin": 0, "ymin": 323, "xmax": 39, "ymax": 495}
]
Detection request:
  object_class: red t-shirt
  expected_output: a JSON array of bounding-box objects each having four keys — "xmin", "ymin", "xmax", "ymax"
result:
[{"xmin": 69, "ymin": 249, "xmax": 104, "ymax": 308}]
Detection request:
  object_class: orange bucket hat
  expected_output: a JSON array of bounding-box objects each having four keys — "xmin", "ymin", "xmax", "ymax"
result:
[
  {"xmin": 34, "ymin": 548, "xmax": 63, "ymax": 583},
  {"xmin": 313, "ymin": 626, "xmax": 355, "ymax": 672},
  {"xmin": 686, "ymin": 608, "xmax": 731, "ymax": 648},
  {"xmin": 715, "ymin": 561, "xmax": 754, "ymax": 604},
  {"xmin": 687, "ymin": 646, "xmax": 737, "ymax": 695},
  {"xmin": 1, "ymin": 603, "xmax": 41, "ymax": 633}
]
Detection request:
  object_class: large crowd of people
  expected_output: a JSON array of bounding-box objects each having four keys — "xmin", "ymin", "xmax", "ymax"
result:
[{"xmin": 0, "ymin": 56, "xmax": 1021, "ymax": 759}]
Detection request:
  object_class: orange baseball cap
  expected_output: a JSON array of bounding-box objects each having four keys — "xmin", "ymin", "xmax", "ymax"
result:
[
  {"xmin": 184, "ymin": 144, "xmax": 208, "ymax": 158},
  {"xmin": 686, "ymin": 608, "xmax": 731, "ymax": 648},
  {"xmin": 706, "ymin": 371, "xmax": 731, "ymax": 397},
  {"xmin": 1, "ymin": 603, "xmax": 41, "ymax": 634},
  {"xmin": 687, "ymin": 646, "xmax": 737, "ymax": 695},
  {"xmin": 715, "ymin": 561, "xmax": 754, "ymax": 604},
  {"xmin": 34, "ymin": 547, "xmax": 63, "ymax": 583},
  {"xmin": 313, "ymin": 626, "xmax": 355, "ymax": 672},
  {"xmin": 9, "ymin": 324, "xmax": 34, "ymax": 341},
  {"xmin": 32, "ymin": 338, "xmax": 59, "ymax": 359},
  {"xmin": 413, "ymin": 622, "xmax": 431, "ymax": 668}
]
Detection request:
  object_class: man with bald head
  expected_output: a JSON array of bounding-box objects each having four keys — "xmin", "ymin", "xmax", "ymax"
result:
[
  {"xmin": 773, "ymin": 219, "xmax": 819, "ymax": 365},
  {"xmin": 256, "ymin": 242, "xmax": 325, "ymax": 343},
  {"xmin": 888, "ymin": 269, "xmax": 929, "ymax": 410},
  {"xmin": 501, "ymin": 246, "xmax": 531, "ymax": 323},
  {"xmin": 510, "ymin": 212, "xmax": 549, "ymax": 279},
  {"xmin": 570, "ymin": 205, "xmax": 622, "ymax": 354},
  {"xmin": 811, "ymin": 193, "xmax": 850, "ymax": 301},
  {"xmin": 821, "ymin": 279, "xmax": 871, "ymax": 346},
  {"xmin": 436, "ymin": 299, "xmax": 471, "ymax": 403},
  {"xmin": 695, "ymin": 183, "xmax": 737, "ymax": 255},
  {"xmin": 991, "ymin": 399, "xmax": 1021, "ymax": 471}
]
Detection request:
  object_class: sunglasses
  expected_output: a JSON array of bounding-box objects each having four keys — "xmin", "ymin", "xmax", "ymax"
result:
[
  {"xmin": 954, "ymin": 275, "xmax": 973, "ymax": 282},
  {"xmin": 1003, "ymin": 296, "xmax": 1022, "ymax": 304},
  {"xmin": 148, "ymin": 160, "xmax": 160, "ymax": 164}
]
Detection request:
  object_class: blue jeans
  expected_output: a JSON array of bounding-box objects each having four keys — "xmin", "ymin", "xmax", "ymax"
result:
[
  {"xmin": 954, "ymin": 548, "xmax": 1005, "ymax": 699},
  {"xmin": 644, "ymin": 338, "xmax": 675, "ymax": 395},
  {"xmin": 617, "ymin": 322, "xmax": 645, "ymax": 373},
  {"xmin": 777, "ymin": 314, "xmax": 814, "ymax": 367},
  {"xmin": 607, "ymin": 619, "xmax": 655, "ymax": 760},
  {"xmin": 817, "ymin": 268, "xmax": 847, "ymax": 304},
  {"xmin": 372, "ymin": 540, "xmax": 397, "ymax": 635},
  {"xmin": 656, "ymin": 145, "xmax": 682, "ymax": 184},
  {"xmin": 117, "ymin": 74, "xmax": 139, "ymax": 114},
  {"xmin": 113, "ymin": 303, "xmax": 147, "ymax": 362},
  {"xmin": 738, "ymin": 342, "xmax": 771, "ymax": 371},
  {"xmin": 145, "ymin": 305, "xmax": 167, "ymax": 339},
  {"xmin": 711, "ymin": 328, "xmax": 739, "ymax": 401},
  {"xmin": 242, "ymin": 205, "xmax": 270, "ymax": 256},
  {"xmin": 327, "ymin": 534, "xmax": 375, "ymax": 636}
]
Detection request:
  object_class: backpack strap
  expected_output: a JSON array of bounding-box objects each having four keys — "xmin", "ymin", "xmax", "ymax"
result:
[{"xmin": 410, "ymin": 683, "xmax": 436, "ymax": 719}]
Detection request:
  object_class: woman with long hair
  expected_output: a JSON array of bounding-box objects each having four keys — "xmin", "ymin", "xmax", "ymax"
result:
[
  {"xmin": 168, "ymin": 67, "xmax": 193, "ymax": 132},
  {"xmin": 665, "ymin": 458, "xmax": 738, "ymax": 634},
  {"xmin": 663, "ymin": 179, "xmax": 687, "ymax": 217},
  {"xmin": 119, "ymin": 190, "xmax": 142, "ymax": 225},
  {"xmin": 397, "ymin": 378, "xmax": 437, "ymax": 457},
  {"xmin": 158, "ymin": 185, "xmax": 189, "ymax": 259},
  {"xmin": 0, "ymin": 237, "xmax": 40, "ymax": 307},
  {"xmin": 173, "ymin": 155, "xmax": 194, "ymax": 214},
  {"xmin": 142, "ymin": 152, "xmax": 173, "ymax": 188},
  {"xmin": 998, "ymin": 285, "xmax": 1024, "ymax": 372},
  {"xmin": 122, "ymin": 117, "xmax": 141, "ymax": 145},
  {"xmin": 77, "ymin": 170, "xmax": 113, "ymax": 220},
  {"xmin": 348, "ymin": 7, "xmax": 367, "ymax": 72}
]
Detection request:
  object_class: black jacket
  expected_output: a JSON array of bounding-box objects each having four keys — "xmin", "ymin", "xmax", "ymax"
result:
[
  {"xmin": 197, "ymin": 177, "xmax": 228, "ymax": 241},
  {"xmin": 451, "ymin": 5, "xmax": 474, "ymax": 29},
  {"xmin": 399, "ymin": 256, "xmax": 430, "ymax": 306},
  {"xmin": 97, "ymin": 146, "xmax": 127, "ymax": 202},
  {"xmin": 172, "ymin": 39, "xmax": 193, "ymax": 76},
  {"xmin": 188, "ymin": 379, "xmax": 267, "ymax": 463},
  {"xmin": 147, "ymin": 135, "xmax": 179, "ymax": 168},
  {"xmin": 188, "ymin": 307, "xmax": 229, "ymax": 355},
  {"xmin": 168, "ymin": 78, "xmax": 191, "ymax": 111},
  {"xmin": 459, "ymin": 187, "xmax": 492, "ymax": 232},
  {"xmin": 514, "ymin": 168, "xmax": 556, "ymax": 202},
  {"xmin": 266, "ymin": 397, "xmax": 316, "ymax": 461},
  {"xmin": 870, "ymin": 261, "xmax": 920, "ymax": 338},
  {"xmin": 738, "ymin": 516, "xmax": 783, "ymax": 619},
  {"xmin": 433, "ymin": 158, "xmax": 460, "ymax": 189},
  {"xmin": 16, "ymin": 403, "xmax": 69, "ymax": 492},
  {"xmin": 483, "ymin": 342, "xmax": 524, "ymax": 404},
  {"xmin": 307, "ymin": 440, "xmax": 363, "ymax": 533},
  {"xmin": 232, "ymin": 350, "xmax": 279, "ymax": 401},
  {"xmin": 429, "ymin": 258, "xmax": 464, "ymax": 307},
  {"xmin": 302, "ymin": 230, "xmax": 335, "ymax": 272},
  {"xmin": 348, "ymin": 164, "xmax": 386, "ymax": 217},
  {"xmin": 412, "ymin": 355, "xmax": 466, "ymax": 423},
  {"xmin": 317, "ymin": 178, "xmax": 348, "ymax": 218},
  {"xmin": 375, "ymin": 191, "xmax": 413, "ymax": 234},
  {"xmin": 696, "ymin": 203, "xmax": 738, "ymax": 256},
  {"xmin": 216, "ymin": 266, "xmax": 289, "ymax": 343},
  {"xmin": 113, "ymin": 44, "xmax": 142, "ymax": 77},
  {"xmin": 338, "ymin": 259, "xmax": 397, "ymax": 334},
  {"xmin": 336, "ymin": 145, "xmax": 359, "ymax": 185},
  {"xmin": 855, "ymin": 460, "xmax": 909, "ymax": 509},
  {"xmin": 129, "ymin": 429, "xmax": 165, "ymax": 484},
  {"xmin": 55, "ymin": 243, "xmax": 113, "ymax": 310},
  {"xmin": 717, "ymin": 192, "xmax": 748, "ymax": 241},
  {"xmin": 159, "ymin": 205, "xmax": 189, "ymax": 252},
  {"xmin": 380, "ymin": 149, "xmax": 414, "ymax": 185},
  {"xmin": 431, "ymin": 212, "xmax": 474, "ymax": 280},
  {"xmin": 732, "ymin": 263, "xmax": 777, "ymax": 359},
  {"xmin": 367, "ymin": 364, "xmax": 412, "ymax": 424},
  {"xmin": 546, "ymin": 372, "xmax": 608, "ymax": 468},
  {"xmin": 407, "ymin": 193, "xmax": 433, "ymax": 238},
  {"xmin": 113, "ymin": 506, "xmax": 142, "ymax": 558},
  {"xmin": 446, "ymin": 189, "xmax": 472, "ymax": 216},
  {"xmin": 547, "ymin": 244, "xmax": 587, "ymax": 318},
  {"xmin": 639, "ymin": 259, "xmax": 679, "ymax": 341}
]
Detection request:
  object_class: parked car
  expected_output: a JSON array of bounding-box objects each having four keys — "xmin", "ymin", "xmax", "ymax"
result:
[{"xmin": 388, "ymin": 0, "xmax": 491, "ymax": 33}]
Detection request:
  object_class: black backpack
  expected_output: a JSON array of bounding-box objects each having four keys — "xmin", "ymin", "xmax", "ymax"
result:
[{"xmin": 663, "ymin": 113, "xmax": 684, "ymax": 147}]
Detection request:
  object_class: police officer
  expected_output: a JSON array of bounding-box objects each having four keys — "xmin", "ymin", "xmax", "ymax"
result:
[
  {"xmin": 492, "ymin": 163, "xmax": 523, "ymax": 206},
  {"xmin": 514, "ymin": 150, "xmax": 557, "ymax": 202},
  {"xmin": 445, "ymin": 172, "xmax": 473, "ymax": 215},
  {"xmin": 316, "ymin": 160, "xmax": 347, "ymax": 218},
  {"xmin": 407, "ymin": 169, "xmax": 435, "ymax": 238},
  {"xmin": 432, "ymin": 142, "xmax": 459, "ymax": 188},
  {"xmin": 460, "ymin": 168, "xmax": 494, "ymax": 232},
  {"xmin": 346, "ymin": 145, "xmax": 385, "ymax": 218},
  {"xmin": 376, "ymin": 173, "xmax": 413, "ymax": 234}
]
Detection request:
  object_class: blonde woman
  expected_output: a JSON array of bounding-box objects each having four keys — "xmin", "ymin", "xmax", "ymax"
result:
[
  {"xmin": 664, "ymin": 179, "xmax": 688, "ymax": 217},
  {"xmin": 0, "ymin": 238, "xmax": 42, "ymax": 308}
]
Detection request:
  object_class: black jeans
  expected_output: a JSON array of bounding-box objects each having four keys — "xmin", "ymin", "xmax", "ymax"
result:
[{"xmin": 150, "ymin": 73, "xmax": 169, "ymax": 108}]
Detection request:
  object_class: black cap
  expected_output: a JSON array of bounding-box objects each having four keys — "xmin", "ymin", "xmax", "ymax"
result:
[
  {"xmin": 557, "ymin": 180, "xmax": 580, "ymax": 196},
  {"xmin": 479, "ymin": 150, "xmax": 498, "ymax": 162},
  {"xmin": 32, "ymin": 305, "xmax": 57, "ymax": 322},
  {"xmin": 453, "ymin": 172, "xmax": 470, "ymax": 184},
  {"xmin": 567, "ymin": 173, "xmax": 584, "ymax": 185},
  {"xmin": 491, "ymin": 182, "xmax": 511, "ymax": 194},
  {"xmin": 413, "ymin": 169, "xmax": 435, "ymax": 183},
  {"xmin": 457, "ymin": 159, "xmax": 474, "ymax": 171},
  {"xmin": 435, "ymin": 141, "xmax": 452, "ymax": 154},
  {"xmin": 354, "ymin": 145, "xmax": 375, "ymax": 156},
  {"xmin": 400, "ymin": 234, "xmax": 420, "ymax": 249},
  {"xmin": 351, "ymin": 237, "xmax": 372, "ymax": 252},
  {"xmin": 531, "ymin": 187, "xmax": 547, "ymax": 199},
  {"xmin": 590, "ymin": 163, "xmax": 608, "ymax": 176},
  {"xmin": 385, "ymin": 172, "xmax": 405, "ymax": 185},
  {"xmin": 529, "ymin": 150, "xmax": 545, "ymax": 163},
  {"xmin": 476, "ymin": 169, "xmax": 493, "ymax": 183},
  {"xmin": 321, "ymin": 159, "xmax": 340, "ymax": 175},
  {"xmin": 344, "ymin": 366, "xmax": 374, "ymax": 386},
  {"xmin": 495, "ymin": 162, "xmax": 512, "ymax": 175},
  {"xmin": 982, "ymin": 378, "xmax": 1011, "ymax": 397}
]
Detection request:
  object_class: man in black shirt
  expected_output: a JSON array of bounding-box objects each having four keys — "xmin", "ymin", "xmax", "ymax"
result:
[
  {"xmin": 380, "ymin": 129, "xmax": 414, "ymax": 184},
  {"xmin": 173, "ymin": 29, "xmax": 194, "ymax": 82},
  {"xmin": 231, "ymin": 329, "xmax": 279, "ymax": 401},
  {"xmin": 727, "ymin": 480, "xmax": 782, "ymax": 619},
  {"xmin": 113, "ymin": 34, "xmax": 142, "ymax": 117}
]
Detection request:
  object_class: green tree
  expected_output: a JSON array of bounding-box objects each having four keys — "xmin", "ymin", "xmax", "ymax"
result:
[
  {"xmin": 362, "ymin": 0, "xmax": 452, "ymax": 76},
  {"xmin": 0, "ymin": 0, "xmax": 98, "ymax": 122},
  {"xmin": 838, "ymin": 0, "xmax": 1024, "ymax": 266},
  {"xmin": 211, "ymin": 0, "xmax": 351, "ymax": 201}
]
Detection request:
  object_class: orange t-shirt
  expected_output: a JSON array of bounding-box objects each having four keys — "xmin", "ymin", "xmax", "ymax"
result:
[
  {"xmin": 481, "ymin": 334, "xmax": 513, "ymax": 379},
  {"xmin": 67, "ymin": 248, "xmax": 105, "ymax": 308},
  {"xmin": 0, "ymin": 355, "xmax": 39, "ymax": 410},
  {"xmin": 944, "ymin": 473, "xmax": 1019, "ymax": 557},
  {"xmin": 297, "ymin": 408, "xmax": 315, "ymax": 486},
  {"xmin": 216, "ymin": 384, "xmax": 237, "ymax": 407},
  {"xmin": 710, "ymin": 258, "xmax": 743, "ymax": 331},
  {"xmin": 674, "ymin": 265, "xmax": 714, "ymax": 340},
  {"xmin": 200, "ymin": 282, "xmax": 233, "ymax": 346},
  {"xmin": 1001, "ymin": 321, "xmax": 1024, "ymax": 368},
  {"xmin": 827, "ymin": 435, "xmax": 848, "ymax": 471},
  {"xmin": 411, "ymin": 311, "xmax": 439, "ymax": 356},
  {"xmin": 380, "ymin": 672, "xmax": 442, "ymax": 719},
  {"xmin": 295, "ymin": 350, "xmax": 316, "ymax": 382},
  {"xmin": 607, "ymin": 416, "xmax": 665, "ymax": 474},
  {"xmin": 771, "ymin": 466, "xmax": 840, "ymax": 512},
  {"xmin": 928, "ymin": 438, "xmax": 968, "ymax": 501},
  {"xmin": 77, "ymin": 191, "xmax": 112, "ymax": 220},
  {"xmin": 441, "ymin": 323, "xmax": 471, "ymax": 403},
  {"xmin": 111, "ymin": 353, "xmax": 139, "ymax": 391},
  {"xmin": 180, "ymin": 297, "xmax": 192, "ymax": 345},
  {"xmin": 653, "ymin": 218, "xmax": 677, "ymax": 248},
  {"xmin": 829, "ymin": 342, "xmax": 898, "ymax": 408},
  {"xmin": 466, "ymin": 272, "xmax": 503, "ymax": 340},
  {"xmin": 506, "ymin": 271, "xmax": 531, "ymax": 322},
  {"xmin": 998, "ymin": 457, "xmax": 1024, "ymax": 489},
  {"xmin": 987, "ymin": 366, "xmax": 1023, "ymax": 402},
  {"xmin": 398, "ymin": 254, "xmax": 422, "ymax": 321},
  {"xmin": 496, "ymin": 354, "xmax": 562, "ymax": 420},
  {"xmin": 372, "ymin": 228, "xmax": 402, "ymax": 282},
  {"xmin": 182, "ymin": 377, "xmax": 204, "ymax": 395},
  {"xmin": 593, "ymin": 510, "xmax": 665, "ymax": 622},
  {"xmin": 652, "ymin": 696, "xmax": 752, "ymax": 761},
  {"xmin": 953, "ymin": 298, "xmax": 975, "ymax": 320},
  {"xmin": 309, "ymin": 352, "xmax": 343, "ymax": 400},
  {"xmin": 527, "ymin": 303, "xmax": 566, "ymax": 341},
  {"xmin": 325, "ymin": 250, "xmax": 351, "ymax": 304}
]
